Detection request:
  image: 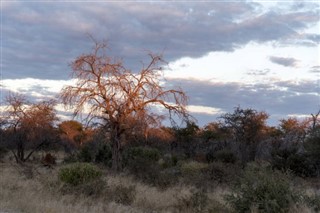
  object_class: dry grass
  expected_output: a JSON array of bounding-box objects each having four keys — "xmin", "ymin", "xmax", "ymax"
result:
[
  {"xmin": 0, "ymin": 155, "xmax": 229, "ymax": 213},
  {"xmin": 1, "ymin": 152, "xmax": 318, "ymax": 213}
]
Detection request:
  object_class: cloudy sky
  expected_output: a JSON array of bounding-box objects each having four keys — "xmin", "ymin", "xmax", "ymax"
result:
[{"xmin": 1, "ymin": 0, "xmax": 319, "ymax": 126}]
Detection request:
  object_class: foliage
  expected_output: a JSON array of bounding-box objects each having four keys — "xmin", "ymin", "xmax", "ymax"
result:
[
  {"xmin": 58, "ymin": 120, "xmax": 87, "ymax": 147},
  {"xmin": 204, "ymin": 162, "xmax": 241, "ymax": 185},
  {"xmin": 78, "ymin": 143, "xmax": 95, "ymax": 162},
  {"xmin": 221, "ymin": 106, "xmax": 269, "ymax": 163},
  {"xmin": 76, "ymin": 142, "xmax": 112, "ymax": 167},
  {"xmin": 58, "ymin": 163, "xmax": 102, "ymax": 186},
  {"xmin": 95, "ymin": 143, "xmax": 112, "ymax": 166},
  {"xmin": 173, "ymin": 121, "xmax": 199, "ymax": 158},
  {"xmin": 180, "ymin": 161, "xmax": 208, "ymax": 176},
  {"xmin": 225, "ymin": 166, "xmax": 300, "ymax": 213},
  {"xmin": 124, "ymin": 147, "xmax": 177, "ymax": 188},
  {"xmin": 123, "ymin": 146, "xmax": 161, "ymax": 165},
  {"xmin": 213, "ymin": 149, "xmax": 237, "ymax": 164},
  {"xmin": 159, "ymin": 154, "xmax": 178, "ymax": 169},
  {"xmin": 271, "ymin": 147, "xmax": 317, "ymax": 177}
]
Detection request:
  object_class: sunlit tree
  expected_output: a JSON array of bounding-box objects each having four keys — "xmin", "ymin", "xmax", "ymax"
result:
[
  {"xmin": 3, "ymin": 93, "xmax": 58, "ymax": 163},
  {"xmin": 60, "ymin": 40, "xmax": 188, "ymax": 170}
]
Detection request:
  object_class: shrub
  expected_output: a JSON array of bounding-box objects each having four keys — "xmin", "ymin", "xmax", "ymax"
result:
[
  {"xmin": 59, "ymin": 163, "xmax": 102, "ymax": 186},
  {"xmin": 95, "ymin": 144, "xmax": 112, "ymax": 166},
  {"xmin": 123, "ymin": 146, "xmax": 161, "ymax": 165},
  {"xmin": 159, "ymin": 154, "xmax": 179, "ymax": 169},
  {"xmin": 180, "ymin": 161, "xmax": 208, "ymax": 176},
  {"xmin": 126, "ymin": 155, "xmax": 176, "ymax": 189},
  {"xmin": 271, "ymin": 148, "xmax": 317, "ymax": 177},
  {"xmin": 78, "ymin": 144, "xmax": 95, "ymax": 162},
  {"xmin": 205, "ymin": 162, "xmax": 240, "ymax": 184},
  {"xmin": 214, "ymin": 149, "xmax": 237, "ymax": 164},
  {"xmin": 225, "ymin": 166, "xmax": 300, "ymax": 213}
]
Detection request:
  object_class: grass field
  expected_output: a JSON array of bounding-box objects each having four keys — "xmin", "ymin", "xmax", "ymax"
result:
[{"xmin": 0, "ymin": 152, "xmax": 319, "ymax": 213}]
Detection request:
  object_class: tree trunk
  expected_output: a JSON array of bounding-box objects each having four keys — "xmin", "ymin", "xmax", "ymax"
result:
[{"xmin": 111, "ymin": 126, "xmax": 122, "ymax": 171}]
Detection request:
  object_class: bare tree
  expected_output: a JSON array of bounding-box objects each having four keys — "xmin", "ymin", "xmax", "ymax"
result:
[
  {"xmin": 60, "ymin": 41, "xmax": 188, "ymax": 171},
  {"xmin": 3, "ymin": 93, "xmax": 58, "ymax": 163}
]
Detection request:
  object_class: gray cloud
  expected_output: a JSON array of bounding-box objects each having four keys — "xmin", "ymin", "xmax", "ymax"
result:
[
  {"xmin": 269, "ymin": 56, "xmax": 299, "ymax": 67},
  {"xmin": 310, "ymin": 66, "xmax": 320, "ymax": 73},
  {"xmin": 2, "ymin": 1, "xmax": 319, "ymax": 80},
  {"xmin": 167, "ymin": 78, "xmax": 319, "ymax": 125}
]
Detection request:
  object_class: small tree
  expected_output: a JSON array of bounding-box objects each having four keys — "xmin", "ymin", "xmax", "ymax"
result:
[
  {"xmin": 59, "ymin": 120, "xmax": 88, "ymax": 147},
  {"xmin": 60, "ymin": 40, "xmax": 188, "ymax": 171},
  {"xmin": 221, "ymin": 107, "xmax": 269, "ymax": 164},
  {"xmin": 3, "ymin": 93, "xmax": 58, "ymax": 163}
]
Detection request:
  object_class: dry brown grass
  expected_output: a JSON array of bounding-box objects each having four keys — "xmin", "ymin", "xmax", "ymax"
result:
[
  {"xmin": 1, "ymin": 153, "xmax": 318, "ymax": 213},
  {"xmin": 0, "ymin": 154, "xmax": 229, "ymax": 213}
]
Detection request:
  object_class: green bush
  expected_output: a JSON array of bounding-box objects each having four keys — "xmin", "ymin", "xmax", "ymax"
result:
[
  {"xmin": 123, "ymin": 146, "xmax": 161, "ymax": 165},
  {"xmin": 180, "ymin": 161, "xmax": 208, "ymax": 176},
  {"xmin": 225, "ymin": 166, "xmax": 300, "ymax": 213},
  {"xmin": 159, "ymin": 154, "xmax": 179, "ymax": 169},
  {"xmin": 59, "ymin": 163, "xmax": 102, "ymax": 186},
  {"xmin": 126, "ymin": 155, "xmax": 176, "ymax": 189}
]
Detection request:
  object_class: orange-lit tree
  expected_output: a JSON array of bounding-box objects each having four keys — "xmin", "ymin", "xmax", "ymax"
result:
[
  {"xmin": 3, "ymin": 93, "xmax": 58, "ymax": 163},
  {"xmin": 60, "ymin": 41, "xmax": 188, "ymax": 171}
]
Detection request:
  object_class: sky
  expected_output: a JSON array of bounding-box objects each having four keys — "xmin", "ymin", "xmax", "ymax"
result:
[{"xmin": 1, "ymin": 0, "xmax": 319, "ymax": 127}]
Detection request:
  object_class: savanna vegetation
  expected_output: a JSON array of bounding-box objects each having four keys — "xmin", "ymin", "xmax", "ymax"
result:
[{"xmin": 0, "ymin": 41, "xmax": 319, "ymax": 213}]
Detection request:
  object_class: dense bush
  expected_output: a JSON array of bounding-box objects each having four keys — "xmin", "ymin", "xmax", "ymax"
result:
[
  {"xmin": 180, "ymin": 161, "xmax": 208, "ymax": 177},
  {"xmin": 95, "ymin": 144, "xmax": 112, "ymax": 166},
  {"xmin": 59, "ymin": 163, "xmax": 102, "ymax": 186},
  {"xmin": 225, "ymin": 166, "xmax": 300, "ymax": 213},
  {"xmin": 214, "ymin": 149, "xmax": 237, "ymax": 164},
  {"xmin": 304, "ymin": 135, "xmax": 320, "ymax": 176},
  {"xmin": 159, "ymin": 154, "xmax": 179, "ymax": 169},
  {"xmin": 126, "ymin": 154, "xmax": 177, "ymax": 188},
  {"xmin": 123, "ymin": 146, "xmax": 161, "ymax": 165},
  {"xmin": 271, "ymin": 148, "xmax": 317, "ymax": 177},
  {"xmin": 77, "ymin": 143, "xmax": 96, "ymax": 162},
  {"xmin": 205, "ymin": 162, "xmax": 240, "ymax": 184}
]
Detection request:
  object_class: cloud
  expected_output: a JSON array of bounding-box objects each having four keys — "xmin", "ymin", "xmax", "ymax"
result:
[
  {"xmin": 246, "ymin": 69, "xmax": 270, "ymax": 76},
  {"xmin": 269, "ymin": 56, "xmax": 299, "ymax": 67},
  {"xmin": 1, "ymin": 77, "xmax": 318, "ymax": 126},
  {"xmin": 166, "ymin": 78, "xmax": 319, "ymax": 125},
  {"xmin": 309, "ymin": 66, "xmax": 320, "ymax": 73},
  {"xmin": 2, "ymin": 2, "xmax": 319, "ymax": 80}
]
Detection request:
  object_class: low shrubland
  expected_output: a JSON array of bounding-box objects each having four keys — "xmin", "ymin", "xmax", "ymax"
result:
[{"xmin": 1, "ymin": 145, "xmax": 319, "ymax": 213}]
